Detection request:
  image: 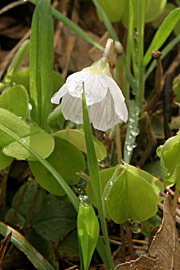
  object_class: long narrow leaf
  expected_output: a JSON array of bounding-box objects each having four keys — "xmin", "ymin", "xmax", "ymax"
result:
[
  {"xmin": 144, "ymin": 8, "xmax": 180, "ymax": 66},
  {"xmin": 30, "ymin": 0, "xmax": 54, "ymax": 130},
  {"xmin": 82, "ymin": 86, "xmax": 114, "ymax": 270},
  {"xmin": 28, "ymin": 0, "xmax": 104, "ymax": 52},
  {"xmin": 4, "ymin": 40, "xmax": 30, "ymax": 83},
  {"xmin": 0, "ymin": 222, "xmax": 54, "ymax": 270},
  {"xmin": 145, "ymin": 34, "xmax": 180, "ymax": 80}
]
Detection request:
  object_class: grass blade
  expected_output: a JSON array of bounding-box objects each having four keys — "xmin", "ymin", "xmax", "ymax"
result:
[
  {"xmin": 82, "ymin": 85, "xmax": 114, "ymax": 270},
  {"xmin": 4, "ymin": 40, "xmax": 30, "ymax": 83},
  {"xmin": 0, "ymin": 222, "xmax": 54, "ymax": 270},
  {"xmin": 30, "ymin": 0, "xmax": 54, "ymax": 130},
  {"xmin": 144, "ymin": 8, "xmax": 180, "ymax": 66},
  {"xmin": 145, "ymin": 34, "xmax": 180, "ymax": 80}
]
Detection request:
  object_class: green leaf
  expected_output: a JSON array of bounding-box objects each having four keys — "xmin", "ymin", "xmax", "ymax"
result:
[
  {"xmin": 0, "ymin": 108, "xmax": 40, "ymax": 147},
  {"xmin": 32, "ymin": 194, "xmax": 77, "ymax": 245},
  {"xmin": 173, "ymin": 74, "xmax": 180, "ymax": 103},
  {"xmin": 29, "ymin": 136, "xmax": 85, "ymax": 196},
  {"xmin": 0, "ymin": 148, "xmax": 13, "ymax": 169},
  {"xmin": 0, "ymin": 123, "xmax": 107, "ymax": 266},
  {"xmin": 11, "ymin": 67, "xmax": 64, "ymax": 94},
  {"xmin": 157, "ymin": 131, "xmax": 180, "ymax": 188},
  {"xmin": 54, "ymin": 129, "xmax": 107, "ymax": 161},
  {"xmin": 0, "ymin": 85, "xmax": 29, "ymax": 120},
  {"xmin": 0, "ymin": 108, "xmax": 54, "ymax": 160},
  {"xmin": 30, "ymin": 0, "xmax": 54, "ymax": 130},
  {"xmin": 77, "ymin": 202, "xmax": 99, "ymax": 270},
  {"xmin": 144, "ymin": 8, "xmax": 180, "ymax": 66},
  {"xmin": 26, "ymin": 230, "xmax": 59, "ymax": 270},
  {"xmin": 3, "ymin": 40, "xmax": 30, "ymax": 83},
  {"xmin": 86, "ymin": 166, "xmax": 118, "ymax": 206},
  {"xmin": 5, "ymin": 180, "xmax": 77, "ymax": 265},
  {"xmin": 58, "ymin": 230, "xmax": 79, "ymax": 261},
  {"xmin": 104, "ymin": 164, "xmax": 163, "ymax": 224},
  {"xmin": 0, "ymin": 222, "xmax": 54, "ymax": 270},
  {"xmin": 3, "ymin": 132, "xmax": 54, "ymax": 161},
  {"xmin": 141, "ymin": 214, "xmax": 162, "ymax": 237},
  {"xmin": 48, "ymin": 105, "xmax": 65, "ymax": 131},
  {"xmin": 145, "ymin": 34, "xmax": 180, "ymax": 80},
  {"xmin": 11, "ymin": 67, "xmax": 30, "ymax": 91}
]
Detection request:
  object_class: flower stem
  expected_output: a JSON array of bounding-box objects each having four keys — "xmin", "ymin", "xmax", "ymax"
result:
[
  {"xmin": 124, "ymin": 0, "xmax": 134, "ymax": 101},
  {"xmin": 136, "ymin": 0, "xmax": 145, "ymax": 113},
  {"xmin": 173, "ymin": 185, "xmax": 179, "ymax": 215},
  {"xmin": 115, "ymin": 124, "xmax": 122, "ymax": 164},
  {"xmin": 103, "ymin": 38, "xmax": 113, "ymax": 61}
]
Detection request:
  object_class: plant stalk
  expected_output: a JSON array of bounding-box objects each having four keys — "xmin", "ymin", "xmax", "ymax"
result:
[
  {"xmin": 136, "ymin": 0, "xmax": 145, "ymax": 113},
  {"xmin": 173, "ymin": 185, "xmax": 179, "ymax": 215},
  {"xmin": 124, "ymin": 0, "xmax": 134, "ymax": 101}
]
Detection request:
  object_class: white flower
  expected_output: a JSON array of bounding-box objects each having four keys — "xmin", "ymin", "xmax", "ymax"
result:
[{"xmin": 51, "ymin": 59, "xmax": 128, "ymax": 131}]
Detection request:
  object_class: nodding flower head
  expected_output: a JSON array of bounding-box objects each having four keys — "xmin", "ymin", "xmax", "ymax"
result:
[{"xmin": 51, "ymin": 58, "xmax": 128, "ymax": 131}]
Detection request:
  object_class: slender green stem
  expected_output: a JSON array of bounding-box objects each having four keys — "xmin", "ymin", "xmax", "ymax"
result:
[
  {"xmin": 173, "ymin": 185, "xmax": 179, "ymax": 215},
  {"xmin": 145, "ymin": 34, "xmax": 180, "ymax": 80},
  {"xmin": 124, "ymin": 0, "xmax": 134, "ymax": 101},
  {"xmin": 115, "ymin": 124, "xmax": 122, "ymax": 164},
  {"xmin": 82, "ymin": 86, "xmax": 114, "ymax": 270},
  {"xmin": 136, "ymin": 0, "xmax": 145, "ymax": 113}
]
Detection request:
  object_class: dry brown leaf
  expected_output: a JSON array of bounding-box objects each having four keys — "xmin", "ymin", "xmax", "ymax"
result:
[
  {"xmin": 115, "ymin": 194, "xmax": 180, "ymax": 270},
  {"xmin": 115, "ymin": 255, "xmax": 157, "ymax": 270},
  {"xmin": 149, "ymin": 194, "xmax": 180, "ymax": 269}
]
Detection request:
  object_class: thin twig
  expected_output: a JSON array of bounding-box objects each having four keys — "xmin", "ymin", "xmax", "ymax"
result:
[
  {"xmin": 125, "ymin": 222, "xmax": 135, "ymax": 260},
  {"xmin": 0, "ymin": 0, "xmax": 27, "ymax": 15}
]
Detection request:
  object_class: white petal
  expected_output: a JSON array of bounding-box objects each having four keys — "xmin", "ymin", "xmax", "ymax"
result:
[
  {"xmin": 105, "ymin": 76, "xmax": 128, "ymax": 122},
  {"xmin": 82, "ymin": 73, "xmax": 107, "ymax": 106},
  {"xmin": 66, "ymin": 71, "xmax": 108, "ymax": 106},
  {"xmin": 51, "ymin": 84, "xmax": 68, "ymax": 104},
  {"xmin": 61, "ymin": 94, "xmax": 83, "ymax": 124},
  {"xmin": 88, "ymin": 89, "xmax": 122, "ymax": 131}
]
